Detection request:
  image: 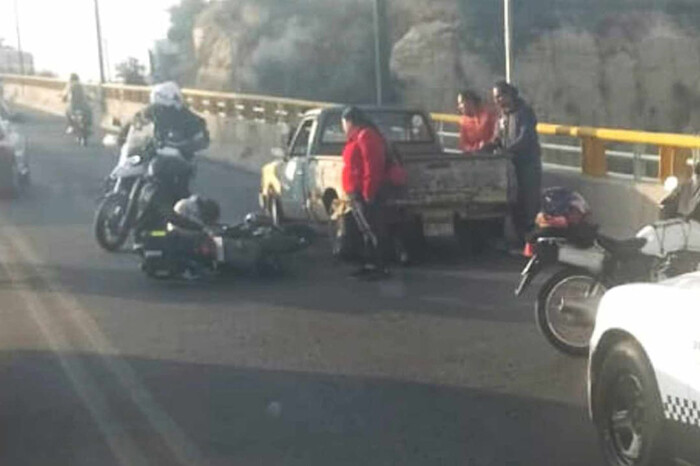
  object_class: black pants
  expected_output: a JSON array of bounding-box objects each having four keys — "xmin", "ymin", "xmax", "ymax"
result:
[
  {"xmin": 350, "ymin": 197, "xmax": 386, "ymax": 268},
  {"xmin": 512, "ymin": 162, "xmax": 542, "ymax": 243}
]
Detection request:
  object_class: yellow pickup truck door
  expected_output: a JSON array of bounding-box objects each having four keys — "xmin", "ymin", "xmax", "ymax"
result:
[{"xmin": 279, "ymin": 119, "xmax": 315, "ymax": 220}]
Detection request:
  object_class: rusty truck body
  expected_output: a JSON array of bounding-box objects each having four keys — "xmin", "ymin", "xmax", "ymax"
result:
[{"xmin": 259, "ymin": 106, "xmax": 512, "ymax": 252}]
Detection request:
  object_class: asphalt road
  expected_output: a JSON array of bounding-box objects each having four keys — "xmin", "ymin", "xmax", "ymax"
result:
[{"xmin": 0, "ymin": 109, "xmax": 604, "ymax": 465}]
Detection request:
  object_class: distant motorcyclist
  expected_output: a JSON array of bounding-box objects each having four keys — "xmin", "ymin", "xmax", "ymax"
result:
[
  {"xmin": 118, "ymin": 81, "xmax": 209, "ymax": 159},
  {"xmin": 62, "ymin": 73, "xmax": 92, "ymax": 134}
]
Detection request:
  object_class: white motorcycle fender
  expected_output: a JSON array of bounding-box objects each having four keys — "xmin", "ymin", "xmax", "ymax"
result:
[
  {"xmin": 110, "ymin": 162, "xmax": 145, "ymax": 179},
  {"xmin": 636, "ymin": 218, "xmax": 700, "ymax": 257},
  {"xmin": 557, "ymin": 244, "xmax": 605, "ymax": 274}
]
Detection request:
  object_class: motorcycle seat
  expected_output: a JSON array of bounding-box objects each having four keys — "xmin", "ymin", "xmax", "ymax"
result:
[{"xmin": 597, "ymin": 235, "xmax": 646, "ymax": 255}]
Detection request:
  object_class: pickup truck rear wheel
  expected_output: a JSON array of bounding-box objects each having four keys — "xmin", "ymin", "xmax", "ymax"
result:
[
  {"xmin": 456, "ymin": 219, "xmax": 489, "ymax": 255},
  {"xmin": 395, "ymin": 216, "xmax": 426, "ymax": 264}
]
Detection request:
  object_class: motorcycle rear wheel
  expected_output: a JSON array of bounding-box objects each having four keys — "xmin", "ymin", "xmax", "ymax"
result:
[
  {"xmin": 536, "ymin": 268, "xmax": 607, "ymax": 357},
  {"xmin": 94, "ymin": 193, "xmax": 130, "ymax": 252}
]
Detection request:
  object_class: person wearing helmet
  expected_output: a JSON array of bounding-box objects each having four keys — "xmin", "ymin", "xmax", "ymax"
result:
[
  {"xmin": 117, "ymin": 81, "xmax": 209, "ymax": 157},
  {"xmin": 140, "ymin": 81, "xmax": 209, "ymax": 158},
  {"xmin": 61, "ymin": 73, "xmax": 91, "ymax": 134},
  {"xmin": 169, "ymin": 194, "xmax": 221, "ymax": 232}
]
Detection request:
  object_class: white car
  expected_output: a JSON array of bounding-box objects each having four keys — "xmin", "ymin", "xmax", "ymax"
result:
[{"xmin": 588, "ymin": 272, "xmax": 700, "ymax": 465}]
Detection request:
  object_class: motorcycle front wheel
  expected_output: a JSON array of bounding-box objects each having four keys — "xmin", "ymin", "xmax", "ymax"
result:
[
  {"xmin": 94, "ymin": 193, "xmax": 130, "ymax": 252},
  {"xmin": 536, "ymin": 268, "xmax": 607, "ymax": 357}
]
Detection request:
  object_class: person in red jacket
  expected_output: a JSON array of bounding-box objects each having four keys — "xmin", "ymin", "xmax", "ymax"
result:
[
  {"xmin": 341, "ymin": 106, "xmax": 389, "ymax": 279},
  {"xmin": 457, "ymin": 90, "xmax": 496, "ymax": 153}
]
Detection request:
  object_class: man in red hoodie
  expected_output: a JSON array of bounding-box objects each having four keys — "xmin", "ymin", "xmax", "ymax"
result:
[{"xmin": 341, "ymin": 106, "xmax": 389, "ymax": 279}]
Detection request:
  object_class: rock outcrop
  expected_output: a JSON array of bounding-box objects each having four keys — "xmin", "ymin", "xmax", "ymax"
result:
[{"xmin": 179, "ymin": 0, "xmax": 700, "ymax": 131}]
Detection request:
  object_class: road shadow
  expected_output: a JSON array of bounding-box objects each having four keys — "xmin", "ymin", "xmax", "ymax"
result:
[
  {"xmin": 0, "ymin": 244, "xmax": 534, "ymax": 326},
  {"xmin": 0, "ymin": 350, "xmax": 604, "ymax": 466}
]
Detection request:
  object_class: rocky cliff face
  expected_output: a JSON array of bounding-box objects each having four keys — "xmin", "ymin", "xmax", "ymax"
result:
[
  {"xmin": 185, "ymin": 0, "xmax": 700, "ymax": 131},
  {"xmin": 190, "ymin": 0, "xmax": 376, "ymax": 103}
]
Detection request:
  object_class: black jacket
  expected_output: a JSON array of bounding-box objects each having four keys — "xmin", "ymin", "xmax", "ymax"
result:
[
  {"xmin": 118, "ymin": 105, "xmax": 210, "ymax": 157},
  {"xmin": 496, "ymin": 98, "xmax": 542, "ymax": 168}
]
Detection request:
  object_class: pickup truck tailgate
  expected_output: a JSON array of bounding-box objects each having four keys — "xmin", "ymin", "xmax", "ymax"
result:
[{"xmin": 393, "ymin": 153, "xmax": 512, "ymax": 209}]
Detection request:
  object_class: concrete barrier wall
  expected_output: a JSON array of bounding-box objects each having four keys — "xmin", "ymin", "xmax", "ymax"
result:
[
  {"xmin": 4, "ymin": 81, "xmax": 288, "ymax": 174},
  {"xmin": 4, "ymin": 81, "xmax": 666, "ymax": 238},
  {"xmin": 545, "ymin": 169, "xmax": 664, "ymax": 237}
]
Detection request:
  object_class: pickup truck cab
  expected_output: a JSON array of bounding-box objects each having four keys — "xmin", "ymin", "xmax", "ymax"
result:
[{"xmin": 260, "ymin": 106, "xmax": 512, "ymax": 256}]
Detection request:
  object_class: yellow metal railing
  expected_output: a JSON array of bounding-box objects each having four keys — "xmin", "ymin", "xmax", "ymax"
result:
[{"xmin": 2, "ymin": 73, "xmax": 695, "ymax": 181}]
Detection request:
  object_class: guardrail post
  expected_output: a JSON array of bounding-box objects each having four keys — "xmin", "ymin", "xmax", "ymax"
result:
[
  {"xmin": 632, "ymin": 144, "xmax": 644, "ymax": 181},
  {"xmin": 581, "ymin": 137, "xmax": 606, "ymax": 177},
  {"xmin": 659, "ymin": 146, "xmax": 691, "ymax": 181}
]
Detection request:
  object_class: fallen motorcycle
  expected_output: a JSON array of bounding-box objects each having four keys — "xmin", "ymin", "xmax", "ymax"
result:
[{"xmin": 137, "ymin": 214, "xmax": 314, "ymax": 280}]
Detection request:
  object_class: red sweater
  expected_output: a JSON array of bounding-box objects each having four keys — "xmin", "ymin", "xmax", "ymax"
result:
[
  {"xmin": 341, "ymin": 127, "xmax": 386, "ymax": 201},
  {"xmin": 459, "ymin": 107, "xmax": 496, "ymax": 152}
]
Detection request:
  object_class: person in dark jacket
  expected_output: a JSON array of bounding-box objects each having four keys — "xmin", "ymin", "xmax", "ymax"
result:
[
  {"xmin": 117, "ymin": 81, "xmax": 209, "ymax": 160},
  {"xmin": 341, "ymin": 106, "xmax": 389, "ymax": 279},
  {"xmin": 492, "ymin": 81, "xmax": 542, "ymax": 245}
]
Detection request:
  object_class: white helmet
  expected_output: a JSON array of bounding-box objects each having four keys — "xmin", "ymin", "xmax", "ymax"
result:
[{"xmin": 149, "ymin": 81, "xmax": 184, "ymax": 108}]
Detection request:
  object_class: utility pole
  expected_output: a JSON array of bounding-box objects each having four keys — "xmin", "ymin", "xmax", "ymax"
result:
[
  {"xmin": 504, "ymin": 0, "xmax": 513, "ymax": 83},
  {"xmin": 103, "ymin": 39, "xmax": 111, "ymax": 82},
  {"xmin": 94, "ymin": 0, "xmax": 106, "ymax": 84},
  {"xmin": 13, "ymin": 0, "xmax": 25, "ymax": 75},
  {"xmin": 372, "ymin": 0, "xmax": 390, "ymax": 105}
]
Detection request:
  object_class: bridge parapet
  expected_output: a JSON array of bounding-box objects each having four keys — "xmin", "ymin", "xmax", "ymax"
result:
[{"xmin": 2, "ymin": 74, "xmax": 693, "ymax": 235}]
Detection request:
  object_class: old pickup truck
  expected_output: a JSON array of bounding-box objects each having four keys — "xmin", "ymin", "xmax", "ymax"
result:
[{"xmin": 259, "ymin": 106, "xmax": 512, "ymax": 257}]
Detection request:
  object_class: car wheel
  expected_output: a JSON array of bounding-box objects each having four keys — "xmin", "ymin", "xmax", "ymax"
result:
[{"xmin": 592, "ymin": 339, "xmax": 669, "ymax": 466}]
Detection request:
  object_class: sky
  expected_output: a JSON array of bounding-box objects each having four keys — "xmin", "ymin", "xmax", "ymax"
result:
[{"xmin": 0, "ymin": 0, "xmax": 178, "ymax": 82}]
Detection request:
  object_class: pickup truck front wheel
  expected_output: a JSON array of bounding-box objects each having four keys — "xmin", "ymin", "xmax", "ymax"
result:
[
  {"xmin": 267, "ymin": 196, "xmax": 284, "ymax": 226},
  {"xmin": 330, "ymin": 211, "xmax": 363, "ymax": 262}
]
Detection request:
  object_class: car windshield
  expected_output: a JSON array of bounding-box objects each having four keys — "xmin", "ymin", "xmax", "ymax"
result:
[{"xmin": 321, "ymin": 111, "xmax": 433, "ymax": 144}]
